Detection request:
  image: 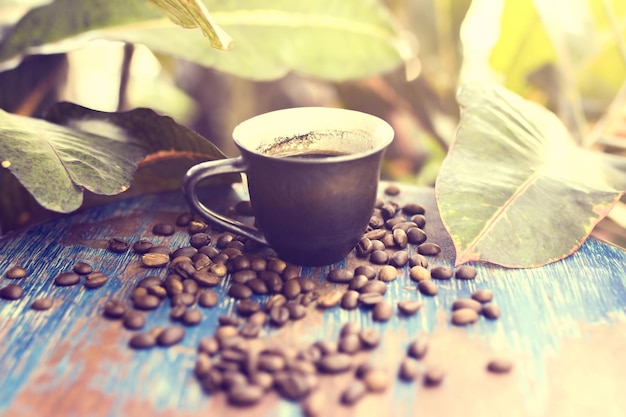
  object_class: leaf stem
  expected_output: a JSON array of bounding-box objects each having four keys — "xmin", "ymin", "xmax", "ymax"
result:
[{"xmin": 117, "ymin": 43, "xmax": 134, "ymax": 112}]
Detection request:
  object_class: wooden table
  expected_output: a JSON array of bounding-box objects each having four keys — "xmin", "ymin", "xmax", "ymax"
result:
[{"xmin": 1, "ymin": 182, "xmax": 625, "ymax": 417}]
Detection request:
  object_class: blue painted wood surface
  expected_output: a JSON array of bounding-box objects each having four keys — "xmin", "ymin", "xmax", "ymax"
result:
[{"xmin": 0, "ymin": 183, "xmax": 625, "ymax": 417}]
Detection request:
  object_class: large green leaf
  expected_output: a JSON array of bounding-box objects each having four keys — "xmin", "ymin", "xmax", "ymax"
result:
[
  {"xmin": 148, "ymin": 0, "xmax": 232, "ymax": 50},
  {"xmin": 435, "ymin": 83, "xmax": 625, "ymax": 268},
  {"xmin": 0, "ymin": 0, "xmax": 413, "ymax": 81},
  {"xmin": 0, "ymin": 103, "xmax": 227, "ymax": 214}
]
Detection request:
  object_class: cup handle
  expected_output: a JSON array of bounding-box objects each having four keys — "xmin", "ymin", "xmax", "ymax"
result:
[{"xmin": 182, "ymin": 157, "xmax": 269, "ymax": 246}]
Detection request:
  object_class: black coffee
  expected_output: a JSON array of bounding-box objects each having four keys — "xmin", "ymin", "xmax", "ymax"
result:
[{"xmin": 272, "ymin": 149, "xmax": 349, "ymax": 159}]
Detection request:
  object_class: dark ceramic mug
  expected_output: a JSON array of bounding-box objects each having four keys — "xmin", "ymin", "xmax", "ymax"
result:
[{"xmin": 183, "ymin": 107, "xmax": 394, "ymax": 266}]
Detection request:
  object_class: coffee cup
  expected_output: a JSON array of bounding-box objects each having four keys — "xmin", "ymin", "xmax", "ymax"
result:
[{"xmin": 183, "ymin": 107, "xmax": 394, "ymax": 266}]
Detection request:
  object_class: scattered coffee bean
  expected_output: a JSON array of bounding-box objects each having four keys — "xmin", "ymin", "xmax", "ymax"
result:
[
  {"xmin": 340, "ymin": 380, "xmax": 367, "ymax": 405},
  {"xmin": 409, "ymin": 265, "xmax": 430, "ymax": 282},
  {"xmin": 369, "ymin": 250, "xmax": 389, "ymax": 265},
  {"xmin": 338, "ymin": 333, "xmax": 361, "ymax": 355},
  {"xmin": 317, "ymin": 353, "xmax": 352, "ymax": 374},
  {"xmin": 430, "ymin": 265, "xmax": 454, "ymax": 280},
  {"xmin": 371, "ymin": 240, "xmax": 386, "ymax": 251},
  {"xmin": 384, "ymin": 184, "xmax": 401, "ymax": 195},
  {"xmin": 84, "ymin": 271, "xmax": 108, "ymax": 289},
  {"xmin": 327, "ymin": 268, "xmax": 354, "ymax": 283},
  {"xmin": 316, "ymin": 289, "xmax": 343, "ymax": 309},
  {"xmin": 409, "ymin": 253, "xmax": 429, "ymax": 268},
  {"xmin": 189, "ymin": 233, "xmax": 211, "ymax": 248},
  {"xmin": 360, "ymin": 280, "xmax": 387, "ymax": 295},
  {"xmin": 182, "ymin": 309, "xmax": 203, "ymax": 325},
  {"xmin": 341, "ymin": 290, "xmax": 360, "ymax": 310},
  {"xmin": 148, "ymin": 245, "xmax": 171, "ymax": 255},
  {"xmin": 133, "ymin": 240, "xmax": 154, "ymax": 254},
  {"xmin": 397, "ymin": 300, "xmax": 422, "ymax": 316},
  {"xmin": 235, "ymin": 299, "xmax": 260, "ymax": 316},
  {"xmin": 54, "ymin": 272, "xmax": 81, "ymax": 287},
  {"xmin": 381, "ymin": 233, "xmax": 395, "ymax": 248},
  {"xmin": 5, "ymin": 265, "xmax": 27, "ymax": 279},
  {"xmin": 354, "ymin": 265, "xmax": 377, "ymax": 280},
  {"xmin": 72, "ymin": 262, "xmax": 93, "ymax": 275},
  {"xmin": 188, "ymin": 220, "xmax": 209, "ymax": 234},
  {"xmin": 156, "ymin": 325, "xmax": 185, "ymax": 346},
  {"xmin": 269, "ymin": 305, "xmax": 290, "ymax": 326},
  {"xmin": 456, "ymin": 265, "xmax": 477, "ymax": 280},
  {"xmin": 418, "ymin": 280, "xmax": 437, "ymax": 296},
  {"xmin": 378, "ymin": 265, "xmax": 398, "ymax": 282},
  {"xmin": 407, "ymin": 227, "xmax": 427, "ymax": 245},
  {"xmin": 282, "ymin": 279, "xmax": 301, "ymax": 299},
  {"xmin": 31, "ymin": 297, "xmax": 53, "ymax": 311},
  {"xmin": 108, "ymin": 237, "xmax": 129, "ymax": 253},
  {"xmin": 362, "ymin": 368, "xmax": 391, "ymax": 392},
  {"xmin": 348, "ymin": 275, "xmax": 369, "ymax": 291},
  {"xmin": 232, "ymin": 270, "xmax": 256, "ymax": 284},
  {"xmin": 358, "ymin": 292, "xmax": 385, "ymax": 308},
  {"xmin": 133, "ymin": 294, "xmax": 161, "ymax": 310},
  {"xmin": 356, "ymin": 237, "xmax": 374, "ymax": 258},
  {"xmin": 170, "ymin": 304, "xmax": 187, "ymax": 320},
  {"xmin": 481, "ymin": 303, "xmax": 501, "ymax": 319},
  {"xmin": 103, "ymin": 300, "xmax": 126, "ymax": 318},
  {"xmin": 286, "ymin": 302, "xmax": 307, "ymax": 320},
  {"xmin": 152, "ymin": 223, "xmax": 175, "ymax": 236},
  {"xmin": 402, "ymin": 202, "xmax": 425, "ymax": 215},
  {"xmin": 389, "ymin": 251, "xmax": 409, "ymax": 267},
  {"xmin": 451, "ymin": 308, "xmax": 479, "ymax": 325},
  {"xmin": 227, "ymin": 383, "xmax": 264, "ymax": 406},
  {"xmin": 358, "ymin": 328, "xmax": 381, "ymax": 349},
  {"xmin": 423, "ymin": 366, "xmax": 445, "ymax": 387},
  {"xmin": 417, "ymin": 242, "xmax": 441, "ymax": 256},
  {"xmin": 364, "ymin": 229, "xmax": 386, "ymax": 240},
  {"xmin": 451, "ymin": 298, "xmax": 482, "ymax": 312},
  {"xmin": 198, "ymin": 336, "xmax": 220, "ymax": 356},
  {"xmin": 380, "ymin": 202, "xmax": 397, "ymax": 219},
  {"xmin": 274, "ymin": 371, "xmax": 314, "ymax": 400},
  {"xmin": 141, "ymin": 253, "xmax": 170, "ymax": 268},
  {"xmin": 193, "ymin": 270, "xmax": 220, "ymax": 287},
  {"xmin": 266, "ymin": 258, "xmax": 287, "ymax": 274},
  {"xmin": 372, "ymin": 301, "xmax": 393, "ymax": 322},
  {"xmin": 399, "ymin": 357, "xmax": 420, "ymax": 381},
  {"xmin": 228, "ymin": 283, "xmax": 253, "ymax": 299},
  {"xmin": 172, "ymin": 246, "xmax": 198, "ymax": 259},
  {"xmin": 128, "ymin": 332, "xmax": 156, "ymax": 349},
  {"xmin": 176, "ymin": 212, "xmax": 194, "ymax": 227},
  {"xmin": 471, "ymin": 288, "xmax": 494, "ymax": 303},
  {"xmin": 393, "ymin": 229, "xmax": 408, "ymax": 248},
  {"xmin": 410, "ymin": 214, "xmax": 426, "ymax": 228},
  {"xmin": 487, "ymin": 357, "xmax": 514, "ymax": 374},
  {"xmin": 123, "ymin": 311, "xmax": 146, "ymax": 330},
  {"xmin": 195, "ymin": 290, "xmax": 217, "ymax": 308},
  {"xmin": 407, "ymin": 338, "xmax": 429, "ymax": 359}
]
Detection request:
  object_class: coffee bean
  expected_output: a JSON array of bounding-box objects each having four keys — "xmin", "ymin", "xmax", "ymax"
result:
[
  {"xmin": 108, "ymin": 237, "xmax": 129, "ymax": 253},
  {"xmin": 227, "ymin": 383, "xmax": 264, "ymax": 406},
  {"xmin": 141, "ymin": 253, "xmax": 170, "ymax": 268},
  {"xmin": 397, "ymin": 300, "xmax": 422, "ymax": 315},
  {"xmin": 84, "ymin": 271, "xmax": 108, "ymax": 289},
  {"xmin": 176, "ymin": 212, "xmax": 194, "ymax": 227},
  {"xmin": 399, "ymin": 357, "xmax": 420, "ymax": 381},
  {"xmin": 274, "ymin": 371, "xmax": 313, "ymax": 401},
  {"xmin": 131, "ymin": 287, "xmax": 149, "ymax": 301},
  {"xmin": 193, "ymin": 270, "xmax": 220, "ymax": 287},
  {"xmin": 231, "ymin": 255, "xmax": 251, "ymax": 272},
  {"xmin": 407, "ymin": 338, "xmax": 429, "ymax": 359},
  {"xmin": 456, "ymin": 265, "xmax": 477, "ymax": 280},
  {"xmin": 198, "ymin": 336, "xmax": 220, "ymax": 356},
  {"xmin": 384, "ymin": 184, "xmax": 401, "ymax": 195},
  {"xmin": 341, "ymin": 290, "xmax": 360, "ymax": 310},
  {"xmin": 266, "ymin": 258, "xmax": 287, "ymax": 274},
  {"xmin": 239, "ymin": 321, "xmax": 262, "ymax": 338},
  {"xmin": 417, "ymin": 242, "xmax": 441, "ymax": 256},
  {"xmin": 327, "ymin": 268, "xmax": 354, "ymax": 283},
  {"xmin": 354, "ymin": 265, "xmax": 377, "ymax": 280},
  {"xmin": 410, "ymin": 214, "xmax": 426, "ymax": 228},
  {"xmin": 193, "ymin": 290, "xmax": 216, "ymax": 308},
  {"xmin": 356, "ymin": 237, "xmax": 374, "ymax": 257},
  {"xmin": 363, "ymin": 228, "xmax": 386, "ymax": 240},
  {"xmin": 257, "ymin": 352, "xmax": 286, "ymax": 373},
  {"xmin": 369, "ymin": 250, "xmax": 389, "ymax": 265},
  {"xmin": 236, "ymin": 299, "xmax": 260, "ymax": 316},
  {"xmin": 248, "ymin": 311, "xmax": 268, "ymax": 326},
  {"xmin": 228, "ymin": 283, "xmax": 253, "ymax": 299},
  {"xmin": 200, "ymin": 368, "xmax": 223, "ymax": 392},
  {"xmin": 430, "ymin": 265, "xmax": 454, "ymax": 280},
  {"xmin": 194, "ymin": 352, "xmax": 212, "ymax": 378},
  {"xmin": 451, "ymin": 308, "xmax": 479, "ymax": 325},
  {"xmin": 282, "ymin": 279, "xmax": 301, "ymax": 299},
  {"xmin": 133, "ymin": 240, "xmax": 154, "ymax": 254},
  {"xmin": 188, "ymin": 220, "xmax": 209, "ymax": 234},
  {"xmin": 371, "ymin": 239, "xmax": 386, "ymax": 251},
  {"xmin": 123, "ymin": 311, "xmax": 146, "ymax": 330},
  {"xmin": 390, "ymin": 251, "xmax": 409, "ymax": 268},
  {"xmin": 286, "ymin": 302, "xmax": 307, "ymax": 320},
  {"xmin": 170, "ymin": 304, "xmax": 187, "ymax": 320},
  {"xmin": 487, "ymin": 357, "xmax": 513, "ymax": 373},
  {"xmin": 317, "ymin": 353, "xmax": 352, "ymax": 374},
  {"xmin": 358, "ymin": 292, "xmax": 385, "ymax": 308},
  {"xmin": 338, "ymin": 334, "xmax": 361, "ymax": 354},
  {"xmin": 182, "ymin": 278, "xmax": 199, "ymax": 295},
  {"xmin": 164, "ymin": 276, "xmax": 184, "ymax": 295},
  {"xmin": 31, "ymin": 297, "xmax": 53, "ymax": 311},
  {"xmin": 157, "ymin": 325, "xmax": 185, "ymax": 346},
  {"xmin": 54, "ymin": 272, "xmax": 81, "ymax": 286},
  {"xmin": 481, "ymin": 303, "xmax": 501, "ymax": 319},
  {"xmin": 393, "ymin": 229, "xmax": 408, "ymax": 248},
  {"xmin": 269, "ymin": 305, "xmax": 290, "ymax": 326},
  {"xmin": 189, "ymin": 233, "xmax": 211, "ymax": 248},
  {"xmin": 409, "ymin": 265, "xmax": 430, "ymax": 282},
  {"xmin": 71, "ymin": 262, "xmax": 93, "ymax": 275},
  {"xmin": 424, "ymin": 366, "xmax": 445, "ymax": 387},
  {"xmin": 402, "ymin": 202, "xmax": 426, "ymax": 215},
  {"xmin": 340, "ymin": 380, "xmax": 367, "ymax": 405},
  {"xmin": 378, "ymin": 265, "xmax": 398, "ymax": 282},
  {"xmin": 265, "ymin": 294, "xmax": 287, "ymax": 311},
  {"xmin": 171, "ymin": 292, "xmax": 196, "ymax": 307},
  {"xmin": 372, "ymin": 301, "xmax": 393, "ymax": 321},
  {"xmin": 418, "ymin": 280, "xmax": 437, "ymax": 296},
  {"xmin": 297, "ymin": 277, "xmax": 316, "ymax": 293},
  {"xmin": 340, "ymin": 322, "xmax": 360, "ymax": 337},
  {"xmin": 392, "ymin": 221, "xmax": 418, "ymax": 232},
  {"xmin": 231, "ymin": 269, "xmax": 257, "ymax": 285},
  {"xmin": 316, "ymin": 289, "xmax": 343, "ymax": 309},
  {"xmin": 348, "ymin": 275, "xmax": 369, "ymax": 291},
  {"xmin": 358, "ymin": 328, "xmax": 381, "ymax": 349},
  {"xmin": 380, "ymin": 202, "xmax": 397, "ymax": 219},
  {"xmin": 407, "ymin": 227, "xmax": 427, "ymax": 245},
  {"xmin": 5, "ymin": 265, "xmax": 27, "ymax": 279},
  {"xmin": 136, "ymin": 275, "xmax": 162, "ymax": 288},
  {"xmin": 451, "ymin": 298, "xmax": 482, "ymax": 312},
  {"xmin": 362, "ymin": 368, "xmax": 391, "ymax": 392},
  {"xmin": 128, "ymin": 333, "xmax": 156, "ymax": 349},
  {"xmin": 182, "ymin": 309, "xmax": 203, "ymax": 325},
  {"xmin": 314, "ymin": 340, "xmax": 338, "ymax": 356},
  {"xmin": 149, "ymin": 245, "xmax": 171, "ymax": 255},
  {"xmin": 152, "ymin": 223, "xmax": 175, "ymax": 236},
  {"xmin": 471, "ymin": 289, "xmax": 494, "ymax": 303},
  {"xmin": 302, "ymin": 390, "xmax": 324, "ymax": 417},
  {"xmin": 381, "ymin": 232, "xmax": 395, "ymax": 248},
  {"xmin": 103, "ymin": 300, "xmax": 126, "ymax": 318},
  {"xmin": 409, "ymin": 253, "xmax": 429, "ymax": 268},
  {"xmin": 133, "ymin": 294, "xmax": 161, "ymax": 310},
  {"xmin": 246, "ymin": 278, "xmax": 268, "ymax": 297},
  {"xmin": 360, "ymin": 280, "xmax": 387, "ymax": 295}
]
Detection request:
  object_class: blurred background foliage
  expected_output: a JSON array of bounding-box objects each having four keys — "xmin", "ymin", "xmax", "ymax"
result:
[{"xmin": 0, "ymin": 0, "xmax": 624, "ymax": 247}]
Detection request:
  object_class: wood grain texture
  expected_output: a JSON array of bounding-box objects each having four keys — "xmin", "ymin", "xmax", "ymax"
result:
[{"xmin": 0, "ymin": 182, "xmax": 625, "ymax": 417}]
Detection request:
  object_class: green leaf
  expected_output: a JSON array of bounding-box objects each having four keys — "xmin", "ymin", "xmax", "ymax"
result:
[
  {"xmin": 0, "ymin": 0, "xmax": 413, "ymax": 81},
  {"xmin": 0, "ymin": 103, "xmax": 228, "ymax": 214},
  {"xmin": 148, "ymin": 0, "xmax": 233, "ymax": 50},
  {"xmin": 435, "ymin": 83, "xmax": 625, "ymax": 268}
]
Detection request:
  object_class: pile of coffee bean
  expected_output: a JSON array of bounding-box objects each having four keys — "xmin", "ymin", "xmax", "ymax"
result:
[{"xmin": 0, "ymin": 183, "xmax": 512, "ymax": 414}]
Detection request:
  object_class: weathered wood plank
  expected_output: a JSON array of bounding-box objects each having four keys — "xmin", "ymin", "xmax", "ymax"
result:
[{"xmin": 0, "ymin": 183, "xmax": 625, "ymax": 417}]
